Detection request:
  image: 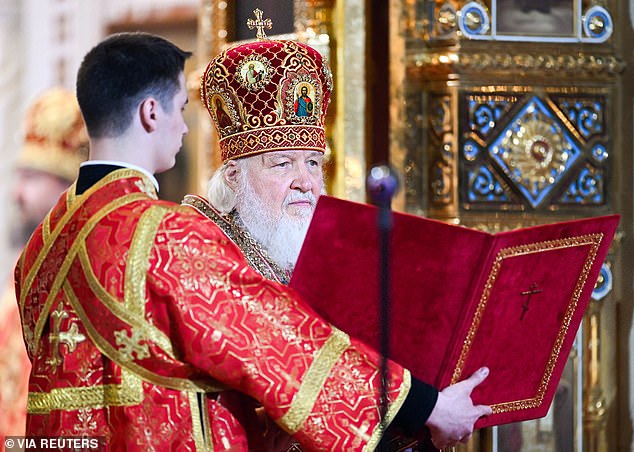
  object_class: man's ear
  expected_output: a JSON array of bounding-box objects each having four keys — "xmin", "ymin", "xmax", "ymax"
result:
[
  {"xmin": 224, "ymin": 160, "xmax": 240, "ymax": 191},
  {"xmin": 139, "ymin": 98, "xmax": 159, "ymax": 132}
]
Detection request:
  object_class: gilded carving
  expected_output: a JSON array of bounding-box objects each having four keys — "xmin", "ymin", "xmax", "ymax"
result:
[
  {"xmin": 429, "ymin": 95, "xmax": 454, "ymax": 206},
  {"xmin": 409, "ymin": 51, "xmax": 625, "ymax": 76},
  {"xmin": 493, "ymin": 112, "xmax": 572, "ymax": 196},
  {"xmin": 461, "ymin": 93, "xmax": 609, "ymax": 210}
]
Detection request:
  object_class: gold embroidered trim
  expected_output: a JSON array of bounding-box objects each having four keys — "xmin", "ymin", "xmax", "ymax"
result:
[
  {"xmin": 125, "ymin": 206, "xmax": 166, "ymax": 317},
  {"xmin": 221, "ymin": 125, "xmax": 326, "ymax": 162},
  {"xmin": 76, "ymin": 238, "xmax": 224, "ymax": 393},
  {"xmin": 451, "ymin": 233, "xmax": 603, "ymax": 414},
  {"xmin": 365, "ymin": 369, "xmax": 412, "ymax": 452},
  {"xmin": 40, "ymin": 185, "xmax": 75, "ymax": 242},
  {"xmin": 78, "ymin": 244, "xmax": 176, "ymax": 360},
  {"xmin": 27, "ymin": 368, "xmax": 143, "ymax": 414},
  {"xmin": 182, "ymin": 195, "xmax": 288, "ymax": 284},
  {"xmin": 19, "ymin": 169, "xmax": 154, "ymax": 316},
  {"xmin": 28, "ymin": 285, "xmax": 143, "ymax": 414},
  {"xmin": 279, "ymin": 328, "xmax": 351, "ymax": 434},
  {"xmin": 31, "ymin": 193, "xmax": 148, "ymax": 350},
  {"xmin": 42, "ymin": 211, "xmax": 51, "ymax": 242},
  {"xmin": 16, "ymin": 250, "xmax": 26, "ymax": 282},
  {"xmin": 189, "ymin": 391, "xmax": 213, "ymax": 451},
  {"xmin": 66, "ymin": 182, "xmax": 77, "ymax": 205},
  {"xmin": 65, "ymin": 279, "xmax": 224, "ymax": 395}
]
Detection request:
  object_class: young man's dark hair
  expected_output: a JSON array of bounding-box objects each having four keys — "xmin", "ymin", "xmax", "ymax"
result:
[{"xmin": 76, "ymin": 32, "xmax": 192, "ymax": 138}]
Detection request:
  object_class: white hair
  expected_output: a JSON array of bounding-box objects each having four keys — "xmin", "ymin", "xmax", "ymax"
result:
[{"xmin": 206, "ymin": 161, "xmax": 243, "ymax": 214}]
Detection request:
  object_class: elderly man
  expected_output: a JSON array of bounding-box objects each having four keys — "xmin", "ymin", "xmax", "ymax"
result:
[
  {"xmin": 183, "ymin": 25, "xmax": 491, "ymax": 450},
  {"xmin": 1, "ymin": 88, "xmax": 87, "ymax": 443}
]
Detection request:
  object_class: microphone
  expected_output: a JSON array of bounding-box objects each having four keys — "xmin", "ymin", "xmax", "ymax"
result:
[
  {"xmin": 367, "ymin": 165, "xmax": 400, "ymax": 450},
  {"xmin": 367, "ymin": 165, "xmax": 400, "ymax": 207}
]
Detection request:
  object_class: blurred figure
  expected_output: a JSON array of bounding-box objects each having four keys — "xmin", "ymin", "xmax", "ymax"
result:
[
  {"xmin": 8, "ymin": 88, "xmax": 88, "ymax": 247},
  {"xmin": 0, "ymin": 88, "xmax": 87, "ymax": 445}
]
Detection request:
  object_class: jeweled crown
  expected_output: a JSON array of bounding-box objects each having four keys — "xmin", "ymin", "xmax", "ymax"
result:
[{"xmin": 201, "ymin": 9, "xmax": 333, "ymax": 162}]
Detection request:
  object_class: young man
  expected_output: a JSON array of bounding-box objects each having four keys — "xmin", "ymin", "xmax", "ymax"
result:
[
  {"xmin": 185, "ymin": 31, "xmax": 491, "ymax": 450},
  {"xmin": 16, "ymin": 31, "xmax": 489, "ymax": 451},
  {"xmin": 1, "ymin": 87, "xmax": 87, "ymax": 444}
]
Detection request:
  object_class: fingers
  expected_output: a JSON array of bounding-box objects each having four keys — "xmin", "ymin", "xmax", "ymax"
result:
[
  {"xmin": 470, "ymin": 366, "xmax": 490, "ymax": 385},
  {"xmin": 431, "ymin": 431, "xmax": 473, "ymax": 449},
  {"xmin": 463, "ymin": 367, "xmax": 493, "ymax": 417},
  {"xmin": 477, "ymin": 403, "xmax": 493, "ymax": 417},
  {"xmin": 458, "ymin": 366, "xmax": 489, "ymax": 393}
]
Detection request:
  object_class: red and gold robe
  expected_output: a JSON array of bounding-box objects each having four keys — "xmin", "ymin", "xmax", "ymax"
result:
[{"xmin": 15, "ymin": 169, "xmax": 410, "ymax": 451}]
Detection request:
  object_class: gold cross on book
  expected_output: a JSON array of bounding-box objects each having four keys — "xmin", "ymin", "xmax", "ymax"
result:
[
  {"xmin": 247, "ymin": 8, "xmax": 272, "ymax": 40},
  {"xmin": 520, "ymin": 282, "xmax": 543, "ymax": 320}
]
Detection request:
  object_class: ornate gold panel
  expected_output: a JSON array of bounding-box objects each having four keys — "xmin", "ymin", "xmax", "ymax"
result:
[{"xmin": 392, "ymin": 1, "xmax": 627, "ymax": 451}]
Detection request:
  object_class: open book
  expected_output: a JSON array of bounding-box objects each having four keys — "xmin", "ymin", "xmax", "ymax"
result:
[{"xmin": 289, "ymin": 195, "xmax": 619, "ymax": 428}]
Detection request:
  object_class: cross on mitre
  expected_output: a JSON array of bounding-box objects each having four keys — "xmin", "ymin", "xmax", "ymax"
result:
[{"xmin": 247, "ymin": 8, "xmax": 272, "ymax": 40}]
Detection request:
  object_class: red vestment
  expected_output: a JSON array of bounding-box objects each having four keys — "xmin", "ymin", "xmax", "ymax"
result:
[{"xmin": 15, "ymin": 169, "xmax": 410, "ymax": 451}]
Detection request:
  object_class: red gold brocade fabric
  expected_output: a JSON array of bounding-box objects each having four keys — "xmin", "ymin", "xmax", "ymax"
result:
[{"xmin": 15, "ymin": 169, "xmax": 410, "ymax": 451}]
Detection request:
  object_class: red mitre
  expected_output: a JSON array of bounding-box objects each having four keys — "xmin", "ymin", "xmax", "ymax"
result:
[{"xmin": 201, "ymin": 36, "xmax": 333, "ymax": 162}]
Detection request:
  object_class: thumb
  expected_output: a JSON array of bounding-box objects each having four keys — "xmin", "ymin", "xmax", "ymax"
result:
[{"xmin": 464, "ymin": 366, "xmax": 490, "ymax": 391}]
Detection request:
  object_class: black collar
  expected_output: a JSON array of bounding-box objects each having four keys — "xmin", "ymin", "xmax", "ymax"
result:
[{"xmin": 75, "ymin": 164, "xmax": 124, "ymax": 195}]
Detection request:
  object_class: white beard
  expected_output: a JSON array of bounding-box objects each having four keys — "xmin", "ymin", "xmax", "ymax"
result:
[{"xmin": 236, "ymin": 177, "xmax": 315, "ymax": 273}]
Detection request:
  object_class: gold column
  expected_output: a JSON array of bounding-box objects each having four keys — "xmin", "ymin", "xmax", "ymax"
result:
[
  {"xmin": 330, "ymin": 0, "xmax": 367, "ymax": 201},
  {"xmin": 191, "ymin": 0, "xmax": 231, "ymax": 195},
  {"xmin": 389, "ymin": 0, "xmax": 408, "ymax": 212},
  {"xmin": 583, "ymin": 298, "xmax": 607, "ymax": 451}
]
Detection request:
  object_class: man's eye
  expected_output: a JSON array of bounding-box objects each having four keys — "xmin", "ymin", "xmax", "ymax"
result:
[
  {"xmin": 276, "ymin": 161, "xmax": 290, "ymax": 168},
  {"xmin": 308, "ymin": 159, "xmax": 319, "ymax": 167}
]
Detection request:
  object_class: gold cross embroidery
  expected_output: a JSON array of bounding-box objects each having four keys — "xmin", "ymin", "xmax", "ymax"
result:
[
  {"xmin": 247, "ymin": 8, "xmax": 272, "ymax": 40},
  {"xmin": 114, "ymin": 328, "xmax": 150, "ymax": 361},
  {"xmin": 350, "ymin": 421, "xmax": 372, "ymax": 446},
  {"xmin": 47, "ymin": 304, "xmax": 86, "ymax": 371}
]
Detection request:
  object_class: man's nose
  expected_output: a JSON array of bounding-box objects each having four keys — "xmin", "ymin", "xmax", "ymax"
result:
[{"xmin": 290, "ymin": 164, "xmax": 312, "ymax": 192}]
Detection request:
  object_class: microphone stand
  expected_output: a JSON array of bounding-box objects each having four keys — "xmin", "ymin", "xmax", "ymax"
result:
[{"xmin": 367, "ymin": 165, "xmax": 399, "ymax": 451}]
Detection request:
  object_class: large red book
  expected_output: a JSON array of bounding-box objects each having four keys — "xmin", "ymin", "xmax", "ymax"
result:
[{"xmin": 289, "ymin": 195, "xmax": 619, "ymax": 428}]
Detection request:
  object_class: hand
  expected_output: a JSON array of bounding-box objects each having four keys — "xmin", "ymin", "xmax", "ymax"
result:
[{"xmin": 425, "ymin": 366, "xmax": 493, "ymax": 449}]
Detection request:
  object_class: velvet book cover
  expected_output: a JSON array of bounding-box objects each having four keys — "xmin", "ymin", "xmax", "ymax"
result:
[{"xmin": 290, "ymin": 195, "xmax": 619, "ymax": 428}]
